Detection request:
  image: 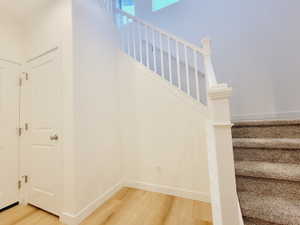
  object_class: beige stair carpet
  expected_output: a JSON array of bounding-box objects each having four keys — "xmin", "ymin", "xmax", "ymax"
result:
[{"xmin": 232, "ymin": 120, "xmax": 300, "ymax": 225}]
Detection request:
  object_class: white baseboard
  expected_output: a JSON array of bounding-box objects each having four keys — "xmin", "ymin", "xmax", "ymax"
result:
[
  {"xmin": 232, "ymin": 111, "xmax": 300, "ymax": 122},
  {"xmin": 123, "ymin": 180, "xmax": 210, "ymax": 203},
  {"xmin": 60, "ymin": 181, "xmax": 123, "ymax": 225},
  {"xmin": 60, "ymin": 180, "xmax": 210, "ymax": 225}
]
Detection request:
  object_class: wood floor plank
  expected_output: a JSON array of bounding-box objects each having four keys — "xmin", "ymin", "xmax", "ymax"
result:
[
  {"xmin": 0, "ymin": 188, "xmax": 213, "ymax": 225},
  {"xmin": 14, "ymin": 211, "xmax": 53, "ymax": 225},
  {"xmin": 0, "ymin": 205, "xmax": 37, "ymax": 225}
]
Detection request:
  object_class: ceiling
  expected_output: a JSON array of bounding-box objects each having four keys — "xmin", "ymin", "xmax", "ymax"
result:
[{"xmin": 0, "ymin": 0, "xmax": 50, "ymax": 21}]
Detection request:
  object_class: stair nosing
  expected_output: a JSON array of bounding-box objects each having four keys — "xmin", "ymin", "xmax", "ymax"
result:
[
  {"xmin": 233, "ymin": 119, "xmax": 300, "ymax": 127},
  {"xmin": 233, "ymin": 138, "xmax": 300, "ymax": 150},
  {"xmin": 235, "ymin": 161, "xmax": 300, "ymax": 182}
]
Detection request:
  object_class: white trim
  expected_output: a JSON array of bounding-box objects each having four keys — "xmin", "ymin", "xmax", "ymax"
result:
[
  {"xmin": 26, "ymin": 47, "xmax": 59, "ymax": 63},
  {"xmin": 208, "ymin": 84, "xmax": 232, "ymax": 100},
  {"xmin": 232, "ymin": 111, "xmax": 300, "ymax": 122},
  {"xmin": 123, "ymin": 180, "xmax": 210, "ymax": 203},
  {"xmin": 60, "ymin": 180, "xmax": 210, "ymax": 225},
  {"xmin": 213, "ymin": 122, "xmax": 233, "ymax": 128},
  {"xmin": 60, "ymin": 182, "xmax": 123, "ymax": 225},
  {"xmin": 0, "ymin": 58, "xmax": 21, "ymax": 66}
]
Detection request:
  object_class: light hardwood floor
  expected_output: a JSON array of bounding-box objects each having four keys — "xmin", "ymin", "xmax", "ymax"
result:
[{"xmin": 0, "ymin": 188, "xmax": 213, "ymax": 225}]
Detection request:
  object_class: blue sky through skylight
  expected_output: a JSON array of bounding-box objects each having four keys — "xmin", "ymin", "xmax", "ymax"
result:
[
  {"xmin": 152, "ymin": 0, "xmax": 180, "ymax": 11},
  {"xmin": 119, "ymin": 0, "xmax": 135, "ymax": 15}
]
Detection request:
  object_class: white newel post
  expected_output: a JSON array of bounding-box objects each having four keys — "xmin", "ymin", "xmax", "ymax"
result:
[{"xmin": 202, "ymin": 38, "xmax": 244, "ymax": 225}]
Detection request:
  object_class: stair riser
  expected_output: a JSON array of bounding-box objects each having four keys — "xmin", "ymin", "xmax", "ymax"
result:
[
  {"xmin": 244, "ymin": 217, "xmax": 280, "ymax": 225},
  {"xmin": 232, "ymin": 125, "xmax": 300, "ymax": 138},
  {"xmin": 241, "ymin": 207, "xmax": 299, "ymax": 225},
  {"xmin": 234, "ymin": 148, "xmax": 300, "ymax": 164},
  {"xmin": 237, "ymin": 176, "xmax": 300, "ymax": 201}
]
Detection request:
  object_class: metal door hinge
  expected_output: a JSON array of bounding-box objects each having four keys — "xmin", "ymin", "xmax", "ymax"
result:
[
  {"xmin": 18, "ymin": 128, "xmax": 22, "ymax": 136},
  {"xmin": 18, "ymin": 180, "xmax": 22, "ymax": 190},
  {"xmin": 22, "ymin": 175, "xmax": 29, "ymax": 183},
  {"xmin": 19, "ymin": 78, "xmax": 23, "ymax": 87},
  {"xmin": 23, "ymin": 72, "xmax": 29, "ymax": 80},
  {"xmin": 25, "ymin": 123, "xmax": 29, "ymax": 131}
]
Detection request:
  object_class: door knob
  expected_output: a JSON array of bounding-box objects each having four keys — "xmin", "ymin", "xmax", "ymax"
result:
[{"xmin": 50, "ymin": 134, "xmax": 59, "ymax": 141}]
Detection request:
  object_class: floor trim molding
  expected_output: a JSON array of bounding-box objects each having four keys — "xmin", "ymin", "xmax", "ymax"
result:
[
  {"xmin": 232, "ymin": 111, "xmax": 300, "ymax": 122},
  {"xmin": 123, "ymin": 180, "xmax": 211, "ymax": 203},
  {"xmin": 60, "ymin": 180, "xmax": 210, "ymax": 225},
  {"xmin": 60, "ymin": 181, "xmax": 123, "ymax": 225}
]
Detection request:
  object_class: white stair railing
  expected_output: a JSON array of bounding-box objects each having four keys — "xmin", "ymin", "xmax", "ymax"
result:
[
  {"xmin": 99, "ymin": 0, "xmax": 114, "ymax": 13},
  {"xmin": 99, "ymin": 1, "xmax": 243, "ymax": 225},
  {"xmin": 115, "ymin": 8, "xmax": 209, "ymax": 104}
]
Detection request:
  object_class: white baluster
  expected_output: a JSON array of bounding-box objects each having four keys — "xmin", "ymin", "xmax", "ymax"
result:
[
  {"xmin": 159, "ymin": 33, "xmax": 165, "ymax": 78},
  {"xmin": 176, "ymin": 41, "xmax": 181, "ymax": 89},
  {"xmin": 168, "ymin": 37, "xmax": 172, "ymax": 84},
  {"xmin": 185, "ymin": 45, "xmax": 190, "ymax": 95},
  {"xmin": 132, "ymin": 21, "xmax": 137, "ymax": 60},
  {"xmin": 120, "ymin": 19, "xmax": 125, "ymax": 51},
  {"xmin": 126, "ymin": 17, "xmax": 130, "ymax": 55},
  {"xmin": 194, "ymin": 50, "xmax": 200, "ymax": 101},
  {"xmin": 109, "ymin": 0, "xmax": 112, "ymax": 13},
  {"xmin": 201, "ymin": 38, "xmax": 217, "ymax": 88},
  {"xmin": 145, "ymin": 26, "xmax": 150, "ymax": 68},
  {"xmin": 138, "ymin": 22, "xmax": 143, "ymax": 63},
  {"xmin": 111, "ymin": 0, "xmax": 114, "ymax": 13},
  {"xmin": 152, "ymin": 29, "xmax": 157, "ymax": 73}
]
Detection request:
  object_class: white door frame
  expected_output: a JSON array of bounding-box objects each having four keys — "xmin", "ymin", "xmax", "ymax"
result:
[
  {"xmin": 0, "ymin": 58, "xmax": 22, "ymax": 209},
  {"xmin": 19, "ymin": 47, "xmax": 63, "ymax": 216}
]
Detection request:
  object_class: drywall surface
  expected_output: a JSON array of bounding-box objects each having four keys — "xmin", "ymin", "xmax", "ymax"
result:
[
  {"xmin": 72, "ymin": 0, "xmax": 122, "ymax": 213},
  {"xmin": 118, "ymin": 52, "xmax": 210, "ymax": 202},
  {"xmin": 0, "ymin": 18, "xmax": 23, "ymax": 63},
  {"xmin": 135, "ymin": 0, "xmax": 300, "ymax": 120}
]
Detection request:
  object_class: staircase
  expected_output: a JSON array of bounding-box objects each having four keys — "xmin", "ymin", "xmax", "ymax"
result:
[
  {"xmin": 99, "ymin": 1, "xmax": 244, "ymax": 225},
  {"xmin": 232, "ymin": 120, "xmax": 300, "ymax": 225}
]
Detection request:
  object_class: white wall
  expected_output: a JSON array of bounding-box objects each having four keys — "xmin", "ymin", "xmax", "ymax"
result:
[
  {"xmin": 16, "ymin": 0, "xmax": 122, "ymax": 221},
  {"xmin": 118, "ymin": 52, "xmax": 210, "ymax": 202},
  {"xmin": 72, "ymin": 0, "xmax": 122, "ymax": 214},
  {"xmin": 0, "ymin": 16, "xmax": 22, "ymax": 209},
  {"xmin": 0, "ymin": 15, "xmax": 23, "ymax": 63},
  {"xmin": 135, "ymin": 0, "xmax": 300, "ymax": 121}
]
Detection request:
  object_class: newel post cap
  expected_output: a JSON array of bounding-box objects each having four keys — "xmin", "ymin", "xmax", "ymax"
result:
[{"xmin": 208, "ymin": 83, "xmax": 232, "ymax": 100}]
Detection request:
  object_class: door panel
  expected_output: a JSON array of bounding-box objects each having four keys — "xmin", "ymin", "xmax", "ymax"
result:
[
  {"xmin": 22, "ymin": 50, "xmax": 62, "ymax": 215},
  {"xmin": 0, "ymin": 63, "xmax": 20, "ymax": 209}
]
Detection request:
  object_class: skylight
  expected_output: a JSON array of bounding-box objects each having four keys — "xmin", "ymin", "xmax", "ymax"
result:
[
  {"xmin": 152, "ymin": 0, "xmax": 180, "ymax": 11},
  {"xmin": 119, "ymin": 0, "xmax": 135, "ymax": 15}
]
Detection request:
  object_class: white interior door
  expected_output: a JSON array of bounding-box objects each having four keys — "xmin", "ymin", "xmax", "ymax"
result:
[
  {"xmin": 21, "ymin": 49, "xmax": 62, "ymax": 215},
  {"xmin": 0, "ymin": 61, "xmax": 20, "ymax": 210}
]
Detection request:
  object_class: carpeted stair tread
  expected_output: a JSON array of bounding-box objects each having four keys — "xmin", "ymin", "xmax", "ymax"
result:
[
  {"xmin": 233, "ymin": 119, "xmax": 300, "ymax": 224},
  {"xmin": 236, "ymin": 176, "xmax": 300, "ymax": 200},
  {"xmin": 235, "ymin": 161, "xmax": 300, "ymax": 182},
  {"xmin": 234, "ymin": 120, "xmax": 300, "ymax": 127},
  {"xmin": 233, "ymin": 138, "xmax": 300, "ymax": 150},
  {"xmin": 232, "ymin": 120, "xmax": 300, "ymax": 138},
  {"xmin": 239, "ymin": 192, "xmax": 300, "ymax": 225}
]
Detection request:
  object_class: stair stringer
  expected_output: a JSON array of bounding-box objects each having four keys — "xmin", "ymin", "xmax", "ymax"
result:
[{"xmin": 99, "ymin": 1, "xmax": 244, "ymax": 224}]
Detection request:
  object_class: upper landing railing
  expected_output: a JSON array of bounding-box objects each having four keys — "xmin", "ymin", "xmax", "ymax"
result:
[{"xmin": 99, "ymin": 0, "xmax": 219, "ymax": 105}]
